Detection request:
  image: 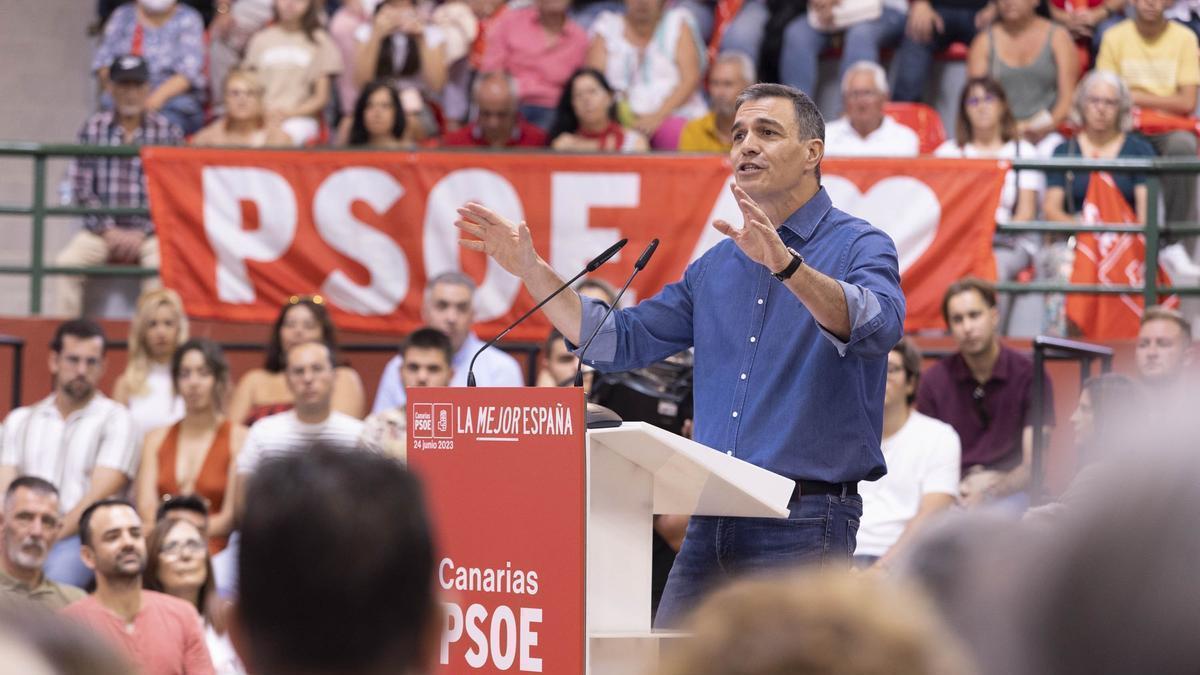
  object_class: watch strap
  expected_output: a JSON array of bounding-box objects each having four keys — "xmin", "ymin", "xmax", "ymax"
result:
[{"xmin": 772, "ymin": 247, "xmax": 804, "ymax": 281}]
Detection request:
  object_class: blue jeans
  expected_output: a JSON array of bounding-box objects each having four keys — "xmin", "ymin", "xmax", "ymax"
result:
[
  {"xmin": 569, "ymin": 1, "xmax": 624, "ymax": 30},
  {"xmin": 719, "ymin": 0, "xmax": 769, "ymax": 67},
  {"xmin": 654, "ymin": 491, "xmax": 862, "ymax": 628},
  {"xmin": 891, "ymin": 5, "xmax": 980, "ymax": 102},
  {"xmin": 44, "ymin": 535, "xmax": 94, "ymax": 589},
  {"xmin": 519, "ymin": 104, "xmax": 557, "ymax": 132},
  {"xmin": 782, "ymin": 8, "xmax": 907, "ymax": 98}
]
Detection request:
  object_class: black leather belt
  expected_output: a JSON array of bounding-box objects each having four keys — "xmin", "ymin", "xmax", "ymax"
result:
[{"xmin": 793, "ymin": 480, "xmax": 858, "ymax": 499}]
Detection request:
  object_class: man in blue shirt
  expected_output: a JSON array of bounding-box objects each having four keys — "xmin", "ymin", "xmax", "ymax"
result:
[{"xmin": 455, "ymin": 83, "xmax": 906, "ymax": 627}]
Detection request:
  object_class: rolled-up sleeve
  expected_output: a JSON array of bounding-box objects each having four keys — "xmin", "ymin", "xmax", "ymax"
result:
[{"xmin": 818, "ymin": 229, "xmax": 905, "ymax": 357}]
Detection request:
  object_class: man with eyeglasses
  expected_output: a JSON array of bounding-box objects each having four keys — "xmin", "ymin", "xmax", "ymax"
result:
[
  {"xmin": 0, "ymin": 320, "xmax": 138, "ymax": 588},
  {"xmin": 0, "ymin": 477, "xmax": 86, "ymax": 609},
  {"xmin": 916, "ymin": 277, "xmax": 1055, "ymax": 509},
  {"xmin": 823, "ymin": 61, "xmax": 920, "ymax": 157},
  {"xmin": 63, "ymin": 499, "xmax": 214, "ymax": 674}
]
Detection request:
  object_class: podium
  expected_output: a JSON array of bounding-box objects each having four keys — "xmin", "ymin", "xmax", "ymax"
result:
[{"xmin": 408, "ymin": 388, "xmax": 794, "ymax": 674}]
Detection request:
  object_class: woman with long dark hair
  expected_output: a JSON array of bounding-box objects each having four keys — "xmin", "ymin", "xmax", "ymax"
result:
[
  {"xmin": 548, "ymin": 67, "xmax": 649, "ymax": 152},
  {"xmin": 347, "ymin": 80, "xmax": 410, "ymax": 147}
]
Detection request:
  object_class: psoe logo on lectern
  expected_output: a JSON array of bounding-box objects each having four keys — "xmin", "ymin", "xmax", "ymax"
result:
[{"xmin": 412, "ymin": 403, "xmax": 455, "ymax": 449}]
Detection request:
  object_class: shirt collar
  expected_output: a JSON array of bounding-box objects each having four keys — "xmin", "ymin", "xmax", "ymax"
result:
[
  {"xmin": 948, "ymin": 344, "xmax": 1011, "ymax": 384},
  {"xmin": 454, "ymin": 333, "xmax": 485, "ymax": 368},
  {"xmin": 779, "ymin": 187, "xmax": 833, "ymax": 241},
  {"xmin": 33, "ymin": 392, "xmax": 108, "ymax": 420}
]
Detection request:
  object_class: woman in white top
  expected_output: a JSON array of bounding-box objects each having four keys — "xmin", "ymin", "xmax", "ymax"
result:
[
  {"xmin": 114, "ymin": 288, "xmax": 188, "ymax": 440},
  {"xmin": 936, "ymin": 77, "xmax": 1050, "ymax": 336},
  {"xmin": 190, "ymin": 69, "xmax": 291, "ymax": 148},
  {"xmin": 145, "ymin": 518, "xmax": 246, "ymax": 675},
  {"xmin": 585, "ymin": 0, "xmax": 706, "ymax": 149}
]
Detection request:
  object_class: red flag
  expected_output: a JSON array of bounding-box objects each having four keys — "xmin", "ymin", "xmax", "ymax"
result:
[{"xmin": 1066, "ymin": 171, "xmax": 1177, "ymax": 339}]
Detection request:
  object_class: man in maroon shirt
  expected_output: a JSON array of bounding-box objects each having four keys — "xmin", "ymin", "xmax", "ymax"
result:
[
  {"xmin": 442, "ymin": 71, "xmax": 548, "ymax": 148},
  {"xmin": 63, "ymin": 499, "xmax": 213, "ymax": 675},
  {"xmin": 916, "ymin": 278, "xmax": 1054, "ymax": 509}
]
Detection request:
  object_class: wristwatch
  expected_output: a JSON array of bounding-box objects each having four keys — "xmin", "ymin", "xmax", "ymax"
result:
[{"xmin": 771, "ymin": 247, "xmax": 805, "ymax": 281}]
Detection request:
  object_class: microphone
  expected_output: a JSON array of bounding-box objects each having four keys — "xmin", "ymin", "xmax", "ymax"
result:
[
  {"xmin": 466, "ymin": 238, "xmax": 627, "ymax": 386},
  {"xmin": 574, "ymin": 239, "xmax": 659, "ymax": 389}
]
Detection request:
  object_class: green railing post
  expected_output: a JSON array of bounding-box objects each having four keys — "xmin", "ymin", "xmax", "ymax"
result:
[
  {"xmin": 30, "ymin": 153, "xmax": 46, "ymax": 315},
  {"xmin": 1144, "ymin": 174, "xmax": 1161, "ymax": 309}
]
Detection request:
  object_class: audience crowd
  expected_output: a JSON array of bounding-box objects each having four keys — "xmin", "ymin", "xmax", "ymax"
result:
[{"xmin": 6, "ymin": 0, "xmax": 1200, "ymax": 672}]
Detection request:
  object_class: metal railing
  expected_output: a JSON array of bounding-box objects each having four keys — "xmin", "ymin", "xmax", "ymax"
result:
[{"xmin": 5, "ymin": 144, "xmax": 1200, "ymax": 314}]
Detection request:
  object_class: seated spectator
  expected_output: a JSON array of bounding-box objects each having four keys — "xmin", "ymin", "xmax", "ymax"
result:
[
  {"xmin": 1045, "ymin": 71, "xmax": 1154, "ymax": 225},
  {"xmin": 361, "ymin": 327, "xmax": 454, "ymax": 459},
  {"xmin": 1135, "ymin": 305, "xmax": 1193, "ymax": 396},
  {"xmin": 0, "ymin": 478, "xmax": 86, "ymax": 609},
  {"xmin": 857, "ymin": 338, "xmax": 959, "ymax": 569},
  {"xmin": 228, "ymin": 296, "xmax": 366, "ymax": 426},
  {"xmin": 190, "ymin": 69, "xmax": 291, "ymax": 147},
  {"xmin": 547, "ymin": 67, "xmax": 650, "ymax": 151},
  {"xmin": 0, "ymin": 320, "xmax": 137, "ymax": 588},
  {"xmin": 232, "ymin": 447, "xmax": 437, "ymax": 675},
  {"xmin": 345, "ymin": 80, "xmax": 413, "ymax": 148},
  {"xmin": 243, "ymin": 0, "xmax": 343, "ymax": 145},
  {"xmin": 825, "ymin": 61, "xmax": 920, "ymax": 156},
  {"xmin": 679, "ymin": 52, "xmax": 755, "ymax": 153},
  {"xmin": 63, "ymin": 500, "xmax": 214, "ymax": 674},
  {"xmin": 56, "ymin": 55, "xmax": 183, "ymax": 318},
  {"xmin": 92, "ymin": 0, "xmax": 207, "ymax": 134},
  {"xmin": 891, "ymin": 0, "xmax": 996, "ymax": 103},
  {"xmin": 144, "ymin": 518, "xmax": 244, "ymax": 675},
  {"xmin": 353, "ymin": 0, "xmax": 451, "ymax": 142},
  {"xmin": 236, "ymin": 341, "xmax": 369, "ymax": 492},
  {"xmin": 657, "ymin": 568, "xmax": 976, "ymax": 675},
  {"xmin": 1096, "ymin": 0, "xmax": 1200, "ymax": 274},
  {"xmin": 372, "ymin": 272, "xmax": 524, "ymax": 412},
  {"xmin": 967, "ymin": 0, "xmax": 1077, "ymax": 156},
  {"xmin": 936, "ymin": 77, "xmax": 1044, "ymax": 335},
  {"xmin": 441, "ymin": 71, "xmax": 549, "ymax": 147},
  {"xmin": 481, "ymin": 0, "xmax": 588, "ymax": 129},
  {"xmin": 136, "ymin": 339, "xmax": 244, "ymax": 553},
  {"xmin": 113, "ymin": 288, "xmax": 188, "ymax": 439},
  {"xmin": 916, "ymin": 278, "xmax": 1055, "ymax": 511},
  {"xmin": 586, "ymin": 0, "xmax": 707, "ymax": 148},
  {"xmin": 536, "ymin": 327, "xmax": 583, "ymax": 387},
  {"xmin": 780, "ymin": 0, "xmax": 907, "ymax": 103}
]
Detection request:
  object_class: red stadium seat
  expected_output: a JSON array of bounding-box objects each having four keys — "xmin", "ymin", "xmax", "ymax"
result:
[{"xmin": 884, "ymin": 101, "xmax": 946, "ymax": 154}]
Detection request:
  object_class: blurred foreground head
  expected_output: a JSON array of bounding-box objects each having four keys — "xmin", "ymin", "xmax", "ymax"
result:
[
  {"xmin": 233, "ymin": 445, "xmax": 437, "ymax": 675},
  {"xmin": 656, "ymin": 568, "xmax": 977, "ymax": 675},
  {"xmin": 0, "ymin": 604, "xmax": 135, "ymax": 675}
]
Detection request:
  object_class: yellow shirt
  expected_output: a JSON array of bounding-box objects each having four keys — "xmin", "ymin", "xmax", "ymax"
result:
[
  {"xmin": 1096, "ymin": 20, "xmax": 1200, "ymax": 98},
  {"xmin": 678, "ymin": 112, "xmax": 731, "ymax": 153}
]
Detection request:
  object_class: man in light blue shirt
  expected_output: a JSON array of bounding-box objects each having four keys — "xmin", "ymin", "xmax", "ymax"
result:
[
  {"xmin": 372, "ymin": 272, "xmax": 525, "ymax": 413},
  {"xmin": 456, "ymin": 83, "xmax": 905, "ymax": 626}
]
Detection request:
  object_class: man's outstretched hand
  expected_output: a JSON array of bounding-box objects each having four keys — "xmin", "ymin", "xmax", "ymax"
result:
[
  {"xmin": 455, "ymin": 201, "xmax": 539, "ymax": 279},
  {"xmin": 712, "ymin": 184, "xmax": 792, "ymax": 273}
]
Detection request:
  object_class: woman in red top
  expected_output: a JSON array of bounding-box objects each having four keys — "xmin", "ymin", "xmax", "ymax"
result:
[
  {"xmin": 136, "ymin": 338, "xmax": 245, "ymax": 552},
  {"xmin": 548, "ymin": 67, "xmax": 650, "ymax": 152}
]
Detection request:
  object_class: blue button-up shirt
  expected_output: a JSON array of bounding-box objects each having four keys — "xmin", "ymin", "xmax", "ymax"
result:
[{"xmin": 575, "ymin": 188, "xmax": 905, "ymax": 483}]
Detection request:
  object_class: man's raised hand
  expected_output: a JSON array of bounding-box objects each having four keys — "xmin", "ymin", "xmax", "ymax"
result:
[
  {"xmin": 455, "ymin": 201, "xmax": 539, "ymax": 279},
  {"xmin": 712, "ymin": 184, "xmax": 792, "ymax": 273}
]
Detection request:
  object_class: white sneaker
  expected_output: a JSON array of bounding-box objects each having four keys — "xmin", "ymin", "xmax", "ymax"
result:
[{"xmin": 1159, "ymin": 243, "xmax": 1200, "ymax": 279}]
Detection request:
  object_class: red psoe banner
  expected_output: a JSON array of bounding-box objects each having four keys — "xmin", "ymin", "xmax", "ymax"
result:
[
  {"xmin": 143, "ymin": 148, "xmax": 1006, "ymax": 338},
  {"xmin": 407, "ymin": 387, "xmax": 586, "ymax": 674}
]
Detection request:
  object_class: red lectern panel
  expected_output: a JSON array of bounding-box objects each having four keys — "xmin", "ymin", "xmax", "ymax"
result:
[{"xmin": 408, "ymin": 387, "xmax": 586, "ymax": 674}]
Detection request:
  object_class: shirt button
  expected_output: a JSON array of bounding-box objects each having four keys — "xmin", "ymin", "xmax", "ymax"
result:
[
  {"xmin": 740, "ymin": 373, "xmax": 747, "ymax": 380},
  {"xmin": 757, "ymin": 298, "xmax": 764, "ymax": 305},
  {"xmin": 749, "ymin": 336, "xmax": 757, "ymax": 343},
  {"xmin": 727, "ymin": 450, "xmax": 733, "ymax": 455},
  {"xmin": 731, "ymin": 411, "xmax": 739, "ymax": 418}
]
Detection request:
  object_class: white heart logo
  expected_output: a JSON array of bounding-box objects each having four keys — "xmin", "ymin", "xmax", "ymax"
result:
[{"xmin": 822, "ymin": 175, "xmax": 940, "ymax": 273}]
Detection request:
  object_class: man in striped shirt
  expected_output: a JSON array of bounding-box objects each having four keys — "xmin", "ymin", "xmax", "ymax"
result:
[
  {"xmin": 54, "ymin": 54, "xmax": 184, "ymax": 317},
  {"xmin": 0, "ymin": 320, "xmax": 138, "ymax": 588}
]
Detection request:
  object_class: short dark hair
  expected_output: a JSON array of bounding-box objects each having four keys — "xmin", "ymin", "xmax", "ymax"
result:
[
  {"xmin": 401, "ymin": 327, "xmax": 453, "ymax": 366},
  {"xmin": 349, "ymin": 80, "xmax": 406, "ymax": 147},
  {"xmin": 155, "ymin": 494, "xmax": 210, "ymax": 523},
  {"xmin": 265, "ymin": 297, "xmax": 339, "ymax": 373},
  {"xmin": 50, "ymin": 319, "xmax": 107, "ymax": 354},
  {"xmin": 283, "ymin": 339, "xmax": 336, "ymax": 370},
  {"xmin": 734, "ymin": 83, "xmax": 826, "ymax": 143},
  {"xmin": 237, "ymin": 446, "xmax": 436, "ymax": 673},
  {"xmin": 941, "ymin": 277, "xmax": 997, "ymax": 325},
  {"xmin": 1141, "ymin": 305, "xmax": 1193, "ymax": 342},
  {"xmin": 79, "ymin": 498, "xmax": 137, "ymax": 547},
  {"xmin": 544, "ymin": 327, "xmax": 565, "ymax": 353},
  {"xmin": 5, "ymin": 475, "xmax": 59, "ymax": 501},
  {"xmin": 892, "ymin": 338, "xmax": 924, "ymax": 405}
]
